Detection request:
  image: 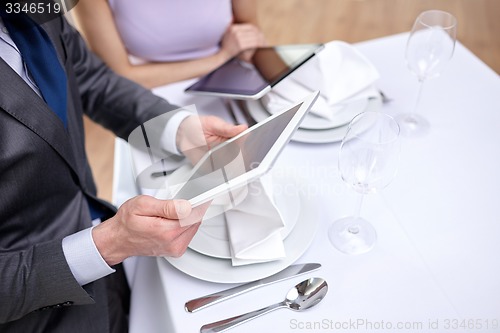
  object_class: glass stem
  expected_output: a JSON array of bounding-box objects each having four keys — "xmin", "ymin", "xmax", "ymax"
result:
[
  {"xmin": 410, "ymin": 78, "xmax": 425, "ymax": 119},
  {"xmin": 348, "ymin": 193, "xmax": 365, "ymax": 234}
]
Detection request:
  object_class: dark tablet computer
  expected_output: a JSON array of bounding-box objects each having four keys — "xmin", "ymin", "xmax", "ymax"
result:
[
  {"xmin": 170, "ymin": 91, "xmax": 319, "ymax": 208},
  {"xmin": 185, "ymin": 44, "xmax": 324, "ymax": 100}
]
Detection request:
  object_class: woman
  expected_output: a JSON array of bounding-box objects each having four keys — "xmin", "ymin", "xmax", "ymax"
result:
[{"xmin": 73, "ymin": 0, "xmax": 266, "ymax": 88}]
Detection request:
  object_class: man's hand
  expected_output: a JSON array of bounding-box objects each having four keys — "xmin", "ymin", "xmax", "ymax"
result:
[
  {"xmin": 176, "ymin": 115, "xmax": 247, "ymax": 164},
  {"xmin": 92, "ymin": 196, "xmax": 209, "ymax": 266}
]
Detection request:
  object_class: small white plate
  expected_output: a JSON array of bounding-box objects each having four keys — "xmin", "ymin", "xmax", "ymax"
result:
[
  {"xmin": 260, "ymin": 96, "xmax": 369, "ymax": 130},
  {"xmin": 245, "ymin": 96, "xmax": 382, "ymax": 144}
]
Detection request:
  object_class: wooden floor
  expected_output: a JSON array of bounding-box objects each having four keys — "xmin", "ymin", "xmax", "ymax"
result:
[{"xmin": 83, "ymin": 0, "xmax": 500, "ymax": 202}]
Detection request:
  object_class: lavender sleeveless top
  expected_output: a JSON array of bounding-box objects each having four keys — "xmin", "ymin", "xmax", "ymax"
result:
[{"xmin": 108, "ymin": 0, "xmax": 232, "ymax": 62}]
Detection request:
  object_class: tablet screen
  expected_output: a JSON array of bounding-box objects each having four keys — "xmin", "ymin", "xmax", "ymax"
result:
[
  {"xmin": 173, "ymin": 103, "xmax": 303, "ymax": 201},
  {"xmin": 185, "ymin": 44, "xmax": 323, "ymax": 99}
]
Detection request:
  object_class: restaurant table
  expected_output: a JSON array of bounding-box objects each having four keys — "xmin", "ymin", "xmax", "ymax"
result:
[{"xmin": 112, "ymin": 33, "xmax": 500, "ymax": 333}]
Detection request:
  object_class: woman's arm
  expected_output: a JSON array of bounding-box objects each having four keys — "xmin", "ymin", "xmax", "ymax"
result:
[
  {"xmin": 72, "ymin": 0, "xmax": 264, "ymax": 89},
  {"xmin": 232, "ymin": 0, "xmax": 260, "ymax": 25}
]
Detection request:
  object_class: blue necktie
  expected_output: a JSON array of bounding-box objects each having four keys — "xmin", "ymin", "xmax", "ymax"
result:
[{"xmin": 1, "ymin": 12, "xmax": 68, "ymax": 127}]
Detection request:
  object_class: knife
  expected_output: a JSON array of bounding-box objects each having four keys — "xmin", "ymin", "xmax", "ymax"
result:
[{"xmin": 184, "ymin": 263, "xmax": 321, "ymax": 313}]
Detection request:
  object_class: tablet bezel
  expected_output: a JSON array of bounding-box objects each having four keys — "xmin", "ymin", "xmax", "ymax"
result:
[
  {"xmin": 184, "ymin": 44, "xmax": 324, "ymax": 100},
  {"xmin": 171, "ymin": 91, "xmax": 320, "ymax": 206}
]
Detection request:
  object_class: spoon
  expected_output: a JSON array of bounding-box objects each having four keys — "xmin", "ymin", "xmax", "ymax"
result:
[{"xmin": 200, "ymin": 277, "xmax": 328, "ymax": 333}]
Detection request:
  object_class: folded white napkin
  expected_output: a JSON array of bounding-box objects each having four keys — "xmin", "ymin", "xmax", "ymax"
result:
[
  {"xmin": 224, "ymin": 174, "xmax": 286, "ymax": 266},
  {"xmin": 262, "ymin": 41, "xmax": 380, "ymax": 120},
  {"xmin": 154, "ymin": 166, "xmax": 286, "ymax": 266}
]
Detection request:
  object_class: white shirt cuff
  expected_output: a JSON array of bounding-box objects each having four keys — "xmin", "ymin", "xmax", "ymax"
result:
[
  {"xmin": 62, "ymin": 226, "xmax": 115, "ymax": 286},
  {"xmin": 160, "ymin": 110, "xmax": 193, "ymax": 155}
]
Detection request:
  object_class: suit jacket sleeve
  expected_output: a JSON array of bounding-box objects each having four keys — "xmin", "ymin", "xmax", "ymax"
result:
[{"xmin": 0, "ymin": 241, "xmax": 96, "ymax": 323}]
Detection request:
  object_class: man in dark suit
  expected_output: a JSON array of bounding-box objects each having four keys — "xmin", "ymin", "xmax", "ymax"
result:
[{"xmin": 0, "ymin": 11, "xmax": 245, "ymax": 333}]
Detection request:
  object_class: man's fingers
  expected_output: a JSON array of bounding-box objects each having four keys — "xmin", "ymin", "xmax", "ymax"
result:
[
  {"xmin": 218, "ymin": 123, "xmax": 247, "ymax": 138},
  {"xmin": 141, "ymin": 197, "xmax": 192, "ymax": 219},
  {"xmin": 212, "ymin": 118, "xmax": 247, "ymax": 138},
  {"xmin": 152, "ymin": 200, "xmax": 210, "ymax": 227},
  {"xmin": 177, "ymin": 201, "xmax": 211, "ymax": 226},
  {"xmin": 168, "ymin": 222, "xmax": 202, "ymax": 257},
  {"xmin": 173, "ymin": 200, "xmax": 193, "ymax": 218},
  {"xmin": 229, "ymin": 124, "xmax": 248, "ymax": 136}
]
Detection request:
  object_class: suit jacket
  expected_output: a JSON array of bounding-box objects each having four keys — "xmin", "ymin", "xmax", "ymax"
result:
[{"xmin": 0, "ymin": 16, "xmax": 179, "ymax": 332}]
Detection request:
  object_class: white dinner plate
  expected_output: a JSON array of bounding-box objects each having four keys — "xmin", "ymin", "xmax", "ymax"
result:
[
  {"xmin": 244, "ymin": 96, "xmax": 382, "ymax": 144},
  {"xmin": 189, "ymin": 174, "xmax": 302, "ymax": 259},
  {"xmin": 163, "ymin": 178, "xmax": 318, "ymax": 283}
]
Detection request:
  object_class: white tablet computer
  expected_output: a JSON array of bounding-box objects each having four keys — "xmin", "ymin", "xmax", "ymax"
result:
[
  {"xmin": 170, "ymin": 91, "xmax": 319, "ymax": 206},
  {"xmin": 184, "ymin": 44, "xmax": 324, "ymax": 100}
]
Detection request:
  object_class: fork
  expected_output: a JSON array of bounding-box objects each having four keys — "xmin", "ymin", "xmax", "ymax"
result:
[{"xmin": 379, "ymin": 90, "xmax": 393, "ymax": 103}]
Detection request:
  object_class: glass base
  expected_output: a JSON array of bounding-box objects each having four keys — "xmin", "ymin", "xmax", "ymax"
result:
[
  {"xmin": 395, "ymin": 113, "xmax": 430, "ymax": 138},
  {"xmin": 328, "ymin": 217, "xmax": 377, "ymax": 255}
]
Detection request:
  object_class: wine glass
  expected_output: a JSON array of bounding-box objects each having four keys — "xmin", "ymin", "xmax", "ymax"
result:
[
  {"xmin": 396, "ymin": 10, "xmax": 457, "ymax": 137},
  {"xmin": 328, "ymin": 112, "xmax": 400, "ymax": 255}
]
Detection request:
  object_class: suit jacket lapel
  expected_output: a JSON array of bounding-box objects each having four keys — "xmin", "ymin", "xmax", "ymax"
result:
[{"xmin": 0, "ymin": 58, "xmax": 79, "ymax": 175}]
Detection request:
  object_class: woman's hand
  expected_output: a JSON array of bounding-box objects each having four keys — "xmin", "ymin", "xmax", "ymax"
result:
[{"xmin": 219, "ymin": 23, "xmax": 266, "ymax": 62}]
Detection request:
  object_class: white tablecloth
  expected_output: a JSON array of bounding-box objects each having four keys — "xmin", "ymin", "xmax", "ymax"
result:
[{"xmin": 113, "ymin": 33, "xmax": 500, "ymax": 333}]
